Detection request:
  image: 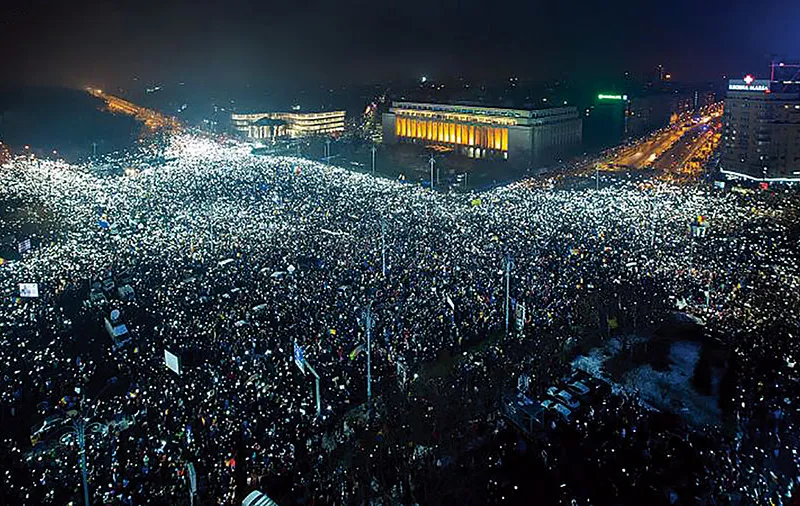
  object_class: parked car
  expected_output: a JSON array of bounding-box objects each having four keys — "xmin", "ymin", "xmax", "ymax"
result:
[
  {"xmin": 546, "ymin": 386, "xmax": 580, "ymax": 410},
  {"xmin": 565, "ymin": 380, "xmax": 591, "ymax": 397},
  {"xmin": 554, "ymin": 389, "xmax": 580, "ymax": 409},
  {"xmin": 541, "ymin": 399, "xmax": 573, "ymax": 421}
]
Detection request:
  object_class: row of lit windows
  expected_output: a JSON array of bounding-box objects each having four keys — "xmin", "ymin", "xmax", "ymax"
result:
[
  {"xmin": 232, "ymin": 112, "xmax": 345, "ymax": 123},
  {"xmin": 292, "ymin": 118, "xmax": 346, "ymax": 125},
  {"xmin": 293, "ymin": 122, "xmax": 345, "ymax": 131},
  {"xmin": 395, "ymin": 117, "xmax": 508, "ymax": 151},
  {"xmin": 238, "ymin": 123, "xmax": 342, "ymax": 139},
  {"xmin": 394, "ymin": 103, "xmax": 576, "ymax": 120},
  {"xmin": 292, "ymin": 124, "xmax": 346, "ymax": 131},
  {"xmin": 277, "ymin": 112, "xmax": 345, "ymax": 121},
  {"xmin": 392, "ymin": 108, "xmax": 517, "ymax": 126},
  {"xmin": 246, "ymin": 125, "xmax": 286, "ymax": 139},
  {"xmin": 394, "ymin": 103, "xmax": 525, "ymax": 119}
]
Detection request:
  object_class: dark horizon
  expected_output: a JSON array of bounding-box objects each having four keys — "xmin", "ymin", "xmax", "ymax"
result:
[{"xmin": 1, "ymin": 0, "xmax": 799, "ymax": 94}]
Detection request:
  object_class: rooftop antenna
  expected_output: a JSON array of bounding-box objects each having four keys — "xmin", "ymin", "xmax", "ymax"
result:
[{"xmin": 769, "ymin": 59, "xmax": 800, "ymax": 92}]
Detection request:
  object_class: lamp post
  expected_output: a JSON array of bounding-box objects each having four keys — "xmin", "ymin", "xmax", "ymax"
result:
[
  {"xmin": 185, "ymin": 462, "xmax": 197, "ymax": 506},
  {"xmin": 371, "ymin": 145, "xmax": 377, "ymax": 175},
  {"xmin": 360, "ymin": 302, "xmax": 375, "ymax": 413},
  {"xmin": 429, "ymin": 154, "xmax": 435, "ymax": 190},
  {"xmin": 504, "ymin": 252, "xmax": 512, "ymax": 336},
  {"xmin": 381, "ymin": 216, "xmax": 387, "ymax": 278},
  {"xmin": 595, "ymin": 164, "xmax": 600, "ymax": 191},
  {"xmin": 366, "ymin": 305, "xmax": 373, "ymax": 405},
  {"xmin": 59, "ymin": 408, "xmax": 107, "ymax": 506},
  {"xmin": 304, "ymin": 359, "xmax": 322, "ymax": 417},
  {"xmin": 59, "ymin": 378, "xmax": 116, "ymax": 506},
  {"xmin": 77, "ymin": 417, "xmax": 94, "ymax": 506},
  {"xmin": 650, "ymin": 191, "xmax": 657, "ymax": 248}
]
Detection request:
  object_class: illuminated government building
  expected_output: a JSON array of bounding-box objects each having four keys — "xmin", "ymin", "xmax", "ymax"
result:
[
  {"xmin": 382, "ymin": 101, "xmax": 582, "ymax": 166},
  {"xmin": 231, "ymin": 110, "xmax": 346, "ymax": 141}
]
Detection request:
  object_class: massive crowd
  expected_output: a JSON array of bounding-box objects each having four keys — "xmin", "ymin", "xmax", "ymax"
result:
[{"xmin": 0, "ymin": 134, "xmax": 798, "ymax": 505}]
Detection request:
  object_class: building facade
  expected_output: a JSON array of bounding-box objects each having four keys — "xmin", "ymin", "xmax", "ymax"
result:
[
  {"xmin": 721, "ymin": 77, "xmax": 800, "ymax": 180},
  {"xmin": 626, "ymin": 92, "xmax": 693, "ymax": 137},
  {"xmin": 584, "ymin": 94, "xmax": 629, "ymax": 151},
  {"xmin": 231, "ymin": 111, "xmax": 346, "ymax": 141},
  {"xmin": 382, "ymin": 101, "xmax": 582, "ymax": 167},
  {"xmin": 694, "ymin": 90, "xmax": 716, "ymax": 110}
]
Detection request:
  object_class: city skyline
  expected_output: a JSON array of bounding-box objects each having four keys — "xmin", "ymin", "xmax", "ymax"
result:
[
  {"xmin": 1, "ymin": 1, "xmax": 800, "ymax": 504},
  {"xmin": 1, "ymin": 0, "xmax": 799, "ymax": 92}
]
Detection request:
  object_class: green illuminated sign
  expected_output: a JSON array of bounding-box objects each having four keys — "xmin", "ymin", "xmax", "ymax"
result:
[{"xmin": 598, "ymin": 94, "xmax": 628, "ymax": 101}]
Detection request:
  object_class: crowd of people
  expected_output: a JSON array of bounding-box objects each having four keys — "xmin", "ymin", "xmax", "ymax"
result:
[{"xmin": 0, "ymin": 133, "xmax": 798, "ymax": 505}]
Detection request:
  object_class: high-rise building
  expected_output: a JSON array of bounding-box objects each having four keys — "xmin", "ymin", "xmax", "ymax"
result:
[
  {"xmin": 721, "ymin": 76, "xmax": 800, "ymax": 181},
  {"xmin": 583, "ymin": 94, "xmax": 629, "ymax": 151},
  {"xmin": 694, "ymin": 89, "xmax": 716, "ymax": 110},
  {"xmin": 585, "ymin": 90, "xmax": 697, "ymax": 150},
  {"xmin": 382, "ymin": 101, "xmax": 582, "ymax": 167},
  {"xmin": 626, "ymin": 92, "xmax": 693, "ymax": 136},
  {"xmin": 231, "ymin": 111, "xmax": 346, "ymax": 141}
]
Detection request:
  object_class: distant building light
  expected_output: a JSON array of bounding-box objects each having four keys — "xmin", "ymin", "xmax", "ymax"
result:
[
  {"xmin": 598, "ymin": 94, "xmax": 624, "ymax": 101},
  {"xmin": 728, "ymin": 78, "xmax": 770, "ymax": 92}
]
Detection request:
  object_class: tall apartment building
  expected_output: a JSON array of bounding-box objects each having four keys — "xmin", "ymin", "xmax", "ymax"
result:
[{"xmin": 721, "ymin": 77, "xmax": 800, "ymax": 180}]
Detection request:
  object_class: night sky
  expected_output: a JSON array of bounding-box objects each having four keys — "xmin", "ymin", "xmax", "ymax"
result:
[{"xmin": 1, "ymin": 0, "xmax": 799, "ymax": 91}]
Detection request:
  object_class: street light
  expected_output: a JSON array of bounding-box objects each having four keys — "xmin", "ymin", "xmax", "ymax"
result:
[
  {"xmin": 60, "ymin": 413, "xmax": 106, "ymax": 506},
  {"xmin": 504, "ymin": 252, "xmax": 512, "ymax": 336},
  {"xmin": 360, "ymin": 303, "xmax": 375, "ymax": 415},
  {"xmin": 380, "ymin": 216, "xmax": 388, "ymax": 278},
  {"xmin": 429, "ymin": 154, "xmax": 435, "ymax": 190},
  {"xmin": 59, "ymin": 378, "xmax": 117, "ymax": 506},
  {"xmin": 595, "ymin": 163, "xmax": 601, "ymax": 191}
]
